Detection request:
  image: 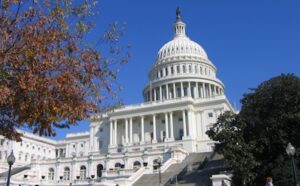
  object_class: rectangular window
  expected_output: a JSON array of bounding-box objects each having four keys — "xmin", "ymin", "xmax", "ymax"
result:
[
  {"xmin": 178, "ymin": 118, "xmax": 183, "ymax": 122},
  {"xmin": 99, "ymin": 141, "xmax": 103, "ymax": 150},
  {"xmin": 208, "ymin": 112, "xmax": 214, "ymax": 118},
  {"xmin": 162, "ymin": 120, "xmax": 165, "ymax": 124},
  {"xmin": 177, "ymin": 66, "xmax": 180, "ymax": 73},
  {"xmin": 0, "ymin": 139, "xmax": 4, "ymax": 146}
]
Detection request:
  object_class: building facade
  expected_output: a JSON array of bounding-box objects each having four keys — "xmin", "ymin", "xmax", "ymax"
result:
[{"xmin": 0, "ymin": 10, "xmax": 233, "ymax": 186}]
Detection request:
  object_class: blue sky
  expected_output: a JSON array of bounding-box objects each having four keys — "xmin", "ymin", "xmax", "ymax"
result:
[{"xmin": 53, "ymin": 0, "xmax": 300, "ymax": 140}]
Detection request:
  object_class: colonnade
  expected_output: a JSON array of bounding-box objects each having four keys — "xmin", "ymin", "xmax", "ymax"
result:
[
  {"xmin": 145, "ymin": 81, "xmax": 223, "ymax": 102},
  {"xmin": 151, "ymin": 61, "xmax": 215, "ymax": 81},
  {"xmin": 109, "ymin": 110, "xmax": 193, "ymax": 147}
]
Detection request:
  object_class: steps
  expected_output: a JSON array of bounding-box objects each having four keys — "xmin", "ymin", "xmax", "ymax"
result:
[
  {"xmin": 176, "ymin": 153, "xmax": 229, "ymax": 186},
  {"xmin": 0, "ymin": 165, "xmax": 31, "ymax": 178},
  {"xmin": 133, "ymin": 152, "xmax": 212, "ymax": 186}
]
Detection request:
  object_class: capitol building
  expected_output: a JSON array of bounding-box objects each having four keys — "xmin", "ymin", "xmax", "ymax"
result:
[{"xmin": 0, "ymin": 10, "xmax": 233, "ymax": 186}]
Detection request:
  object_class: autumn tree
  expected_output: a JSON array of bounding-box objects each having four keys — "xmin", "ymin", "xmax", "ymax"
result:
[
  {"xmin": 0, "ymin": 0, "xmax": 129, "ymax": 140},
  {"xmin": 207, "ymin": 74, "xmax": 300, "ymax": 186}
]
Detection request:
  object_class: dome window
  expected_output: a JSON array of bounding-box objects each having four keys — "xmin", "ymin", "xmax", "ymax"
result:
[
  {"xmin": 177, "ymin": 66, "xmax": 180, "ymax": 73},
  {"xmin": 183, "ymin": 65, "xmax": 186, "ymax": 73}
]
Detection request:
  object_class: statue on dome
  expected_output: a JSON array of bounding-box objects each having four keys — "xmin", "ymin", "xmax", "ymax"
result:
[{"xmin": 176, "ymin": 7, "xmax": 181, "ymax": 21}]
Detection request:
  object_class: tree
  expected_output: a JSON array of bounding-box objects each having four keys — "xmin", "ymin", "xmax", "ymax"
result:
[
  {"xmin": 0, "ymin": 0, "xmax": 130, "ymax": 140},
  {"xmin": 207, "ymin": 74, "xmax": 300, "ymax": 186}
]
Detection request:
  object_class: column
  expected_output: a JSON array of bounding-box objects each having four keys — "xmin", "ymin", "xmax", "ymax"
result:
[
  {"xmin": 89, "ymin": 126, "xmax": 94, "ymax": 151},
  {"xmin": 173, "ymin": 83, "xmax": 176, "ymax": 99},
  {"xmin": 170, "ymin": 112, "xmax": 174, "ymax": 141},
  {"xmin": 214, "ymin": 85, "xmax": 217, "ymax": 96},
  {"xmin": 165, "ymin": 113, "xmax": 169, "ymax": 141},
  {"xmin": 199, "ymin": 83, "xmax": 202, "ymax": 98},
  {"xmin": 202, "ymin": 83, "xmax": 206, "ymax": 98},
  {"xmin": 109, "ymin": 121, "xmax": 113, "ymax": 146},
  {"xmin": 152, "ymin": 115, "xmax": 157, "ymax": 143},
  {"xmin": 87, "ymin": 159, "xmax": 91, "ymax": 178},
  {"xmin": 192, "ymin": 84, "xmax": 196, "ymax": 98},
  {"xmin": 187, "ymin": 109, "xmax": 193, "ymax": 139},
  {"xmin": 181, "ymin": 82, "xmax": 184, "ymax": 97},
  {"xmin": 182, "ymin": 110, "xmax": 187, "ymax": 138},
  {"xmin": 71, "ymin": 160, "xmax": 75, "ymax": 181},
  {"xmin": 195, "ymin": 82, "xmax": 199, "ymax": 98},
  {"xmin": 125, "ymin": 119, "xmax": 129, "ymax": 144},
  {"xmin": 150, "ymin": 87, "xmax": 153, "ymax": 102},
  {"xmin": 209, "ymin": 84, "xmax": 212, "ymax": 97},
  {"xmin": 129, "ymin": 118, "xmax": 133, "ymax": 144},
  {"xmin": 114, "ymin": 120, "xmax": 117, "ymax": 146},
  {"xmin": 166, "ymin": 84, "xmax": 169, "ymax": 99},
  {"xmin": 159, "ymin": 86, "xmax": 162, "ymax": 100},
  {"xmin": 188, "ymin": 82, "xmax": 191, "ymax": 97},
  {"xmin": 55, "ymin": 163, "xmax": 60, "ymax": 181},
  {"xmin": 154, "ymin": 88, "xmax": 157, "ymax": 101},
  {"xmin": 141, "ymin": 116, "xmax": 145, "ymax": 143}
]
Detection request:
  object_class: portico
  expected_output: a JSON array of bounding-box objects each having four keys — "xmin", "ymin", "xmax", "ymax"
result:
[{"xmin": 108, "ymin": 109, "xmax": 193, "ymax": 148}]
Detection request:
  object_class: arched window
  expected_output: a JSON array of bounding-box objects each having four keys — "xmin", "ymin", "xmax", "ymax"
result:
[
  {"xmin": 133, "ymin": 161, "xmax": 141, "ymax": 169},
  {"xmin": 97, "ymin": 164, "xmax": 104, "ymax": 178},
  {"xmin": 63, "ymin": 167, "xmax": 70, "ymax": 180},
  {"xmin": 80, "ymin": 166, "xmax": 86, "ymax": 180},
  {"xmin": 115, "ymin": 162, "xmax": 122, "ymax": 169},
  {"xmin": 48, "ymin": 168, "xmax": 54, "ymax": 181}
]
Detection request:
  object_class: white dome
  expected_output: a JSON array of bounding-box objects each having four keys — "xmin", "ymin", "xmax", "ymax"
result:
[
  {"xmin": 156, "ymin": 16, "xmax": 208, "ymax": 64},
  {"xmin": 157, "ymin": 36, "xmax": 208, "ymax": 63}
]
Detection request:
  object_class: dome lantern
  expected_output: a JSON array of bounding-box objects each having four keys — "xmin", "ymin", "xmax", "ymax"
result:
[{"xmin": 174, "ymin": 7, "xmax": 186, "ymax": 37}]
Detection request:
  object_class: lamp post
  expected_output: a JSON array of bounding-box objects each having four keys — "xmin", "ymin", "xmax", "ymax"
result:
[
  {"xmin": 6, "ymin": 151, "xmax": 16, "ymax": 186},
  {"xmin": 157, "ymin": 158, "xmax": 162, "ymax": 186},
  {"xmin": 286, "ymin": 142, "xmax": 299, "ymax": 186}
]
